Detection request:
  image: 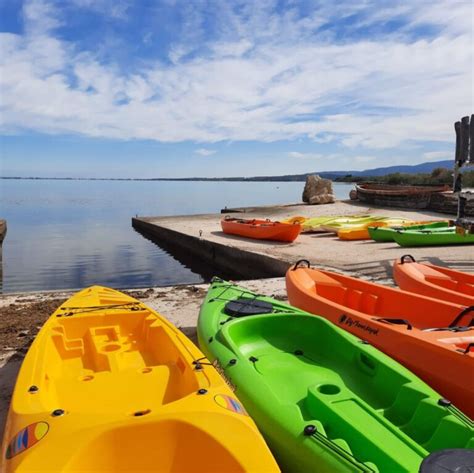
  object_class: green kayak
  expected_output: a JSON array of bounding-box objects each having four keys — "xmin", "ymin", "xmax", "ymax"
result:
[
  {"xmin": 198, "ymin": 279, "xmax": 474, "ymax": 473},
  {"xmin": 393, "ymin": 227, "xmax": 474, "ymax": 247},
  {"xmin": 368, "ymin": 222, "xmax": 450, "ymax": 242}
]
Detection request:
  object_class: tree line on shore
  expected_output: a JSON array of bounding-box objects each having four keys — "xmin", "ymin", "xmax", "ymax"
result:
[{"xmin": 335, "ymin": 168, "xmax": 474, "ymax": 187}]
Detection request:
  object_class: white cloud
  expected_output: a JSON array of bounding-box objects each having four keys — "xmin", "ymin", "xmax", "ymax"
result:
[
  {"xmin": 22, "ymin": 0, "xmax": 61, "ymax": 35},
  {"xmin": 288, "ymin": 151, "xmax": 323, "ymax": 159},
  {"xmin": 195, "ymin": 148, "xmax": 216, "ymax": 156},
  {"xmin": 423, "ymin": 151, "xmax": 453, "ymax": 162},
  {"xmin": 0, "ymin": 0, "xmax": 472, "ymax": 152},
  {"xmin": 70, "ymin": 0, "xmax": 130, "ymax": 19}
]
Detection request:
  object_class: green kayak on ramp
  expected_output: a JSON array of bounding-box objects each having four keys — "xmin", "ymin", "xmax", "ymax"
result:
[
  {"xmin": 198, "ymin": 279, "xmax": 474, "ymax": 473},
  {"xmin": 368, "ymin": 221, "xmax": 450, "ymax": 242},
  {"xmin": 393, "ymin": 227, "xmax": 474, "ymax": 247}
]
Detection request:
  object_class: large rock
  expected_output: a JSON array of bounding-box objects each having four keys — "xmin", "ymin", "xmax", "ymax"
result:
[{"xmin": 302, "ymin": 175, "xmax": 335, "ymax": 205}]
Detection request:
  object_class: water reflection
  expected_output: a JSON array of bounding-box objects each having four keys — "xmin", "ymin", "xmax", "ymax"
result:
[
  {"xmin": 0, "ymin": 179, "xmax": 353, "ymax": 293},
  {"xmin": 132, "ymin": 226, "xmax": 238, "ymax": 282},
  {"xmin": 2, "ymin": 221, "xmax": 204, "ymax": 292}
]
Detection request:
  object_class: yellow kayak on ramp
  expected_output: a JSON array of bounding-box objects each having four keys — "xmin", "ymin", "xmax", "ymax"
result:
[
  {"xmin": 283, "ymin": 215, "xmax": 371, "ymax": 232},
  {"xmin": 1, "ymin": 286, "xmax": 279, "ymax": 473},
  {"xmin": 337, "ymin": 219, "xmax": 411, "ymax": 240},
  {"xmin": 338, "ymin": 220, "xmax": 444, "ymax": 240}
]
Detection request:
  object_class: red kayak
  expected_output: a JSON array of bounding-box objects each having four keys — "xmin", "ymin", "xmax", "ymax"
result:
[{"xmin": 221, "ymin": 217, "xmax": 301, "ymax": 242}]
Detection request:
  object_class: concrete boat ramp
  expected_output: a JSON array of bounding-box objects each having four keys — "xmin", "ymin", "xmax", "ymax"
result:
[{"xmin": 132, "ymin": 200, "xmax": 474, "ymax": 283}]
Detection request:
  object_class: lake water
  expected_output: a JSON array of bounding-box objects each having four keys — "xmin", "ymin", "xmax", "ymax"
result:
[{"xmin": 0, "ymin": 180, "xmax": 353, "ymax": 293}]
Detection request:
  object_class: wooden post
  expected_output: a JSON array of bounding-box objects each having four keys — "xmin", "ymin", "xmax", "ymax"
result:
[
  {"xmin": 460, "ymin": 116, "xmax": 470, "ymax": 164},
  {"xmin": 470, "ymin": 114, "xmax": 474, "ymax": 162},
  {"xmin": 454, "ymin": 121, "xmax": 461, "ymax": 162}
]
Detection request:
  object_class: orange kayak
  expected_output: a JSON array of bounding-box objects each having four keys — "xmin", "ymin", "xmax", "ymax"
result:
[
  {"xmin": 286, "ymin": 262, "xmax": 474, "ymax": 419},
  {"xmin": 393, "ymin": 255, "xmax": 474, "ymax": 306},
  {"xmin": 221, "ymin": 217, "xmax": 301, "ymax": 242}
]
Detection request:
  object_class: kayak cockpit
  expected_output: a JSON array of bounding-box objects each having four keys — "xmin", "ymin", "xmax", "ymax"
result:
[
  {"xmin": 295, "ymin": 268, "xmax": 473, "ymax": 331},
  {"xmin": 15, "ymin": 308, "xmax": 201, "ymax": 415},
  {"xmin": 221, "ymin": 314, "xmax": 473, "ymax": 467},
  {"xmin": 61, "ymin": 419, "xmax": 247, "ymax": 473}
]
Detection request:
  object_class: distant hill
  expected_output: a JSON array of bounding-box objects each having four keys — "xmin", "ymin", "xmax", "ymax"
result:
[
  {"xmin": 160, "ymin": 159, "xmax": 453, "ymax": 182},
  {"xmin": 337, "ymin": 160, "xmax": 453, "ymax": 178}
]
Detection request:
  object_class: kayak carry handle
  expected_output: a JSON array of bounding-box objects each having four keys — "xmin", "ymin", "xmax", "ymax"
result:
[
  {"xmin": 449, "ymin": 306, "xmax": 474, "ymax": 328},
  {"xmin": 462, "ymin": 343, "xmax": 474, "ymax": 354},
  {"xmin": 377, "ymin": 318, "xmax": 413, "ymax": 330},
  {"xmin": 400, "ymin": 254, "xmax": 416, "ymax": 264},
  {"xmin": 292, "ymin": 259, "xmax": 311, "ymax": 270}
]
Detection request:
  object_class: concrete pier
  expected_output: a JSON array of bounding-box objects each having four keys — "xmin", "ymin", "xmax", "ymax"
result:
[{"xmin": 132, "ymin": 201, "xmax": 474, "ymax": 283}]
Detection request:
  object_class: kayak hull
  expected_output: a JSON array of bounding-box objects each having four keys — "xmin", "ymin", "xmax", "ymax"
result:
[
  {"xmin": 199, "ymin": 279, "xmax": 474, "ymax": 473},
  {"xmin": 320, "ymin": 216, "xmax": 387, "ymax": 234},
  {"xmin": 368, "ymin": 222, "xmax": 450, "ymax": 242},
  {"xmin": 393, "ymin": 228, "xmax": 474, "ymax": 246},
  {"xmin": 221, "ymin": 218, "xmax": 301, "ymax": 242},
  {"xmin": 283, "ymin": 215, "xmax": 371, "ymax": 233},
  {"xmin": 337, "ymin": 219, "xmax": 422, "ymax": 240},
  {"xmin": 286, "ymin": 267, "xmax": 474, "ymax": 419},
  {"xmin": 393, "ymin": 258, "xmax": 474, "ymax": 306},
  {"xmin": 1, "ymin": 286, "xmax": 279, "ymax": 473}
]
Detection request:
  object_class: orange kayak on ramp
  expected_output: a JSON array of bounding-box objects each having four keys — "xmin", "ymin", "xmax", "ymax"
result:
[
  {"xmin": 221, "ymin": 217, "xmax": 301, "ymax": 242},
  {"xmin": 393, "ymin": 255, "xmax": 474, "ymax": 306},
  {"xmin": 286, "ymin": 262, "xmax": 474, "ymax": 419}
]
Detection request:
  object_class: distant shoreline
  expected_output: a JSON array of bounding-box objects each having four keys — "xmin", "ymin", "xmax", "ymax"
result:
[
  {"xmin": 0, "ymin": 176, "xmax": 323, "ymax": 182},
  {"xmin": 0, "ymin": 159, "xmax": 454, "ymax": 182}
]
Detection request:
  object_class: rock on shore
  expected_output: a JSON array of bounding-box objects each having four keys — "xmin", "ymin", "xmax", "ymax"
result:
[{"xmin": 302, "ymin": 175, "xmax": 335, "ymax": 205}]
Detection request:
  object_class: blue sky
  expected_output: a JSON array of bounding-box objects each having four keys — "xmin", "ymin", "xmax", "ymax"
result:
[{"xmin": 0, "ymin": 0, "xmax": 472, "ymax": 178}]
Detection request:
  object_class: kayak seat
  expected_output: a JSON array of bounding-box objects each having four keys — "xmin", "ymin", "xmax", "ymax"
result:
[
  {"xmin": 360, "ymin": 293, "xmax": 379, "ymax": 315},
  {"xmin": 425, "ymin": 276, "xmax": 474, "ymax": 295},
  {"xmin": 344, "ymin": 290, "xmax": 379, "ymax": 315},
  {"xmin": 313, "ymin": 272, "xmax": 347, "ymax": 301},
  {"xmin": 425, "ymin": 276, "xmax": 458, "ymax": 291},
  {"xmin": 315, "ymin": 282, "xmax": 380, "ymax": 315},
  {"xmin": 316, "ymin": 284, "xmax": 347, "ymax": 303},
  {"xmin": 345, "ymin": 289, "xmax": 362, "ymax": 311},
  {"xmin": 304, "ymin": 383, "xmax": 424, "ymax": 466},
  {"xmin": 420, "ymin": 266, "xmax": 457, "ymax": 289},
  {"xmin": 423, "ymin": 415, "xmax": 474, "ymax": 452},
  {"xmin": 384, "ymin": 383, "xmax": 430, "ymax": 428}
]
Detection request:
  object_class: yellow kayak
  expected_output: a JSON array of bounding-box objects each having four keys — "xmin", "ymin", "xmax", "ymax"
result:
[
  {"xmin": 338, "ymin": 220, "xmax": 440, "ymax": 240},
  {"xmin": 1, "ymin": 286, "xmax": 279, "ymax": 473},
  {"xmin": 283, "ymin": 214, "xmax": 371, "ymax": 232},
  {"xmin": 320, "ymin": 216, "xmax": 391, "ymax": 233}
]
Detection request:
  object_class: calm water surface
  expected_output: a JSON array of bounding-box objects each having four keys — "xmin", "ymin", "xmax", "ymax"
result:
[{"xmin": 0, "ymin": 180, "xmax": 353, "ymax": 293}]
